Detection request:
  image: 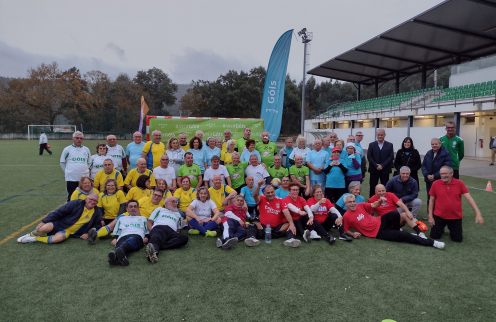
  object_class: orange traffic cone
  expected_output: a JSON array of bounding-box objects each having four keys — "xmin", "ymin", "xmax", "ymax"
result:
[{"xmin": 485, "ymin": 181, "xmax": 493, "ymax": 192}]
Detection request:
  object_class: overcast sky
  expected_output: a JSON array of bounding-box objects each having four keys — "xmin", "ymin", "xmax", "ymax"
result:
[{"xmin": 0, "ymin": 0, "xmax": 444, "ymax": 83}]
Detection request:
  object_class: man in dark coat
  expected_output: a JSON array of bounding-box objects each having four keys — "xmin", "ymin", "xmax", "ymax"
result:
[{"xmin": 367, "ymin": 128, "xmax": 394, "ymax": 197}]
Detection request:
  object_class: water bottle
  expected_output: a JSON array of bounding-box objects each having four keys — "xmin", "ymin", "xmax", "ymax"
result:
[{"xmin": 265, "ymin": 224, "xmax": 272, "ymax": 244}]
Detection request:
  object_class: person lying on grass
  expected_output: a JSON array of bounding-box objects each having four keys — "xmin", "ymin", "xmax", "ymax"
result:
[
  {"xmin": 107, "ymin": 200, "xmax": 149, "ymax": 266},
  {"xmin": 17, "ymin": 193, "xmax": 101, "ymax": 244},
  {"xmin": 145, "ymin": 197, "xmax": 189, "ymax": 264},
  {"xmin": 342, "ymin": 194, "xmax": 445, "ymax": 249}
]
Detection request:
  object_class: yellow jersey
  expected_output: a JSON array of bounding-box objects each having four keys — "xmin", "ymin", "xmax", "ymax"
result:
[
  {"xmin": 98, "ymin": 190, "xmax": 126, "ymax": 220},
  {"xmin": 208, "ymin": 185, "xmax": 235, "ymax": 211},
  {"xmin": 94, "ymin": 169, "xmax": 124, "ymax": 192},
  {"xmin": 124, "ymin": 168, "xmax": 156, "ymax": 188}
]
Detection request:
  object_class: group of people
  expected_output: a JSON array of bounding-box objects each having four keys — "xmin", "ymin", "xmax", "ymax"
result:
[{"xmin": 18, "ymin": 123, "xmax": 484, "ymax": 266}]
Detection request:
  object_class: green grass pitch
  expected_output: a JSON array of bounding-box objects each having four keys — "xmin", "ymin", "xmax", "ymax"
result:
[{"xmin": 0, "ymin": 140, "xmax": 495, "ymax": 322}]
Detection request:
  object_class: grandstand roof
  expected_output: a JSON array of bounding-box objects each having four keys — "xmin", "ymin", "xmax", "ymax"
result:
[{"xmin": 308, "ymin": 0, "xmax": 496, "ymax": 85}]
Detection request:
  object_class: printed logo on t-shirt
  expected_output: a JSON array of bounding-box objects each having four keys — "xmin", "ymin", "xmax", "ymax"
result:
[{"xmin": 357, "ymin": 213, "xmax": 365, "ymax": 221}]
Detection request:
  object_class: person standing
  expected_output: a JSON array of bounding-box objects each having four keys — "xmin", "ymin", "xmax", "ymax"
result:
[
  {"xmin": 440, "ymin": 121, "xmax": 464, "ymax": 178},
  {"xmin": 60, "ymin": 131, "xmax": 91, "ymax": 201},
  {"xmin": 421, "ymin": 138, "xmax": 451, "ymax": 199},
  {"xmin": 256, "ymin": 131, "xmax": 278, "ymax": 167},
  {"xmin": 367, "ymin": 129, "xmax": 394, "ymax": 197},
  {"xmin": 279, "ymin": 137, "xmax": 294, "ymax": 168},
  {"xmin": 306, "ymin": 139, "xmax": 329, "ymax": 188},
  {"xmin": 236, "ymin": 127, "xmax": 252, "ymax": 153},
  {"xmin": 39, "ymin": 132, "xmax": 52, "ymax": 155},
  {"xmin": 393, "ymin": 137, "xmax": 421, "ymax": 187},
  {"xmin": 142, "ymin": 130, "xmax": 166, "ymax": 170},
  {"xmin": 106, "ymin": 135, "xmax": 127, "ymax": 175},
  {"xmin": 126, "ymin": 131, "xmax": 145, "ymax": 170},
  {"xmin": 355, "ymin": 131, "xmax": 366, "ymax": 179},
  {"xmin": 491, "ymin": 135, "xmax": 496, "ymax": 166}
]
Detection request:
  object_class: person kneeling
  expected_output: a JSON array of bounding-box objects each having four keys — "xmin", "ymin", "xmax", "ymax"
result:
[
  {"xmin": 342, "ymin": 194, "xmax": 445, "ymax": 249},
  {"xmin": 145, "ymin": 197, "xmax": 188, "ymax": 264},
  {"xmin": 217, "ymin": 195, "xmax": 248, "ymax": 249},
  {"xmin": 108, "ymin": 200, "xmax": 149, "ymax": 266},
  {"xmin": 17, "ymin": 194, "xmax": 101, "ymax": 244}
]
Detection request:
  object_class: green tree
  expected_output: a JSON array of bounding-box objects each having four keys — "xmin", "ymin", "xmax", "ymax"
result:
[{"xmin": 133, "ymin": 67, "xmax": 177, "ymax": 115}]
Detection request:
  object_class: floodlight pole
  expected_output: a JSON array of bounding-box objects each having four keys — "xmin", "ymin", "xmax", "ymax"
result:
[{"xmin": 298, "ymin": 28, "xmax": 312, "ymax": 136}]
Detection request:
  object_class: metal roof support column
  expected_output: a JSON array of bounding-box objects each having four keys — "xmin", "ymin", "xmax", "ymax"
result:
[
  {"xmin": 351, "ymin": 120, "xmax": 355, "ymax": 134},
  {"xmin": 395, "ymin": 72, "xmax": 400, "ymax": 94},
  {"xmin": 332, "ymin": 121, "xmax": 336, "ymax": 130},
  {"xmin": 407, "ymin": 115, "xmax": 413, "ymax": 137},
  {"xmin": 357, "ymin": 83, "xmax": 361, "ymax": 101},
  {"xmin": 454, "ymin": 112, "xmax": 461, "ymax": 136},
  {"xmin": 375, "ymin": 79, "xmax": 379, "ymax": 97},
  {"xmin": 421, "ymin": 65, "xmax": 427, "ymax": 89},
  {"xmin": 375, "ymin": 118, "xmax": 380, "ymax": 128}
]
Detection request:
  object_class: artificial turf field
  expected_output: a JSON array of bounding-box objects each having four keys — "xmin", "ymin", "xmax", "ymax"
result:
[{"xmin": 0, "ymin": 140, "xmax": 495, "ymax": 322}]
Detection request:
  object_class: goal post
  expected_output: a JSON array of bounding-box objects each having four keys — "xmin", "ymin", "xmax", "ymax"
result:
[{"xmin": 27, "ymin": 125, "xmax": 77, "ymax": 140}]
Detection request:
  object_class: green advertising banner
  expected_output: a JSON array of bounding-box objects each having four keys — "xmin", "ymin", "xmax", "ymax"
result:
[{"xmin": 147, "ymin": 117, "xmax": 264, "ymax": 143}]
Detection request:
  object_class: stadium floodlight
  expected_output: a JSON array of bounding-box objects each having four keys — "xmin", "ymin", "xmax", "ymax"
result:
[
  {"xmin": 298, "ymin": 28, "xmax": 313, "ymax": 135},
  {"xmin": 27, "ymin": 125, "xmax": 77, "ymax": 140}
]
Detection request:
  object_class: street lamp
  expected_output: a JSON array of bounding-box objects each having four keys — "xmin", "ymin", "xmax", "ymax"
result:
[{"xmin": 298, "ymin": 28, "xmax": 312, "ymax": 136}]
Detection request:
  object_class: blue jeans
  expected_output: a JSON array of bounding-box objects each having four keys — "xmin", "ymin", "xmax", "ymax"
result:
[
  {"xmin": 189, "ymin": 218, "xmax": 218, "ymax": 235},
  {"xmin": 116, "ymin": 234, "xmax": 144, "ymax": 256}
]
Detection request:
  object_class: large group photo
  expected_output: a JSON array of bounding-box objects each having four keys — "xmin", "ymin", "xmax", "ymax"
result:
[{"xmin": 1, "ymin": 0, "xmax": 495, "ymax": 321}]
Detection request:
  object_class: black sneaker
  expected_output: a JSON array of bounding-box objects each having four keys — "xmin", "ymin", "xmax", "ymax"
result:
[
  {"xmin": 339, "ymin": 232, "xmax": 353, "ymax": 242},
  {"xmin": 115, "ymin": 248, "xmax": 129, "ymax": 266},
  {"xmin": 87, "ymin": 228, "xmax": 97, "ymax": 245},
  {"xmin": 145, "ymin": 243, "xmax": 158, "ymax": 264},
  {"xmin": 326, "ymin": 235, "xmax": 336, "ymax": 245},
  {"xmin": 222, "ymin": 237, "xmax": 238, "ymax": 250},
  {"xmin": 302, "ymin": 229, "xmax": 311, "ymax": 243},
  {"xmin": 108, "ymin": 251, "xmax": 118, "ymax": 265}
]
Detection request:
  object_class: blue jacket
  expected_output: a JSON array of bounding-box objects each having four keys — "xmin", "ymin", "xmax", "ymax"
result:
[
  {"xmin": 385, "ymin": 175, "xmax": 418, "ymax": 203},
  {"xmin": 42, "ymin": 200, "xmax": 102, "ymax": 237},
  {"xmin": 421, "ymin": 147, "xmax": 451, "ymax": 181}
]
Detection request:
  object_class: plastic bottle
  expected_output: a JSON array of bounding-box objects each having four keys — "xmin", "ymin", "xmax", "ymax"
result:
[{"xmin": 265, "ymin": 224, "xmax": 272, "ymax": 244}]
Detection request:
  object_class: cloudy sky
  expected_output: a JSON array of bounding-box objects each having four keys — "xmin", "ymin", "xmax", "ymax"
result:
[{"xmin": 0, "ymin": 0, "xmax": 444, "ymax": 83}]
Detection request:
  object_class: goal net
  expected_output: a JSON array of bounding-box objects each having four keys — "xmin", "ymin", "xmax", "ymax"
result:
[{"xmin": 27, "ymin": 125, "xmax": 77, "ymax": 140}]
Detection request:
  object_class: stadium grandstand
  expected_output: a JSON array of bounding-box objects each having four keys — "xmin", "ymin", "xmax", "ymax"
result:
[{"xmin": 306, "ymin": 0, "xmax": 496, "ymax": 158}]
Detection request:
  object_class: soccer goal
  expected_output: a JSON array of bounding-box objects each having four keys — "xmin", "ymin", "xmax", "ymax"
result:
[{"xmin": 27, "ymin": 125, "xmax": 77, "ymax": 140}]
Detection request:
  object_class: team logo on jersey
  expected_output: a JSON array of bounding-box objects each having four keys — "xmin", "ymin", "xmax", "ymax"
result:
[{"xmin": 357, "ymin": 213, "xmax": 365, "ymax": 221}]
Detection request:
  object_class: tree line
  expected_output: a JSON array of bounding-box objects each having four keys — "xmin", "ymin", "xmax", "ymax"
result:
[{"xmin": 0, "ymin": 62, "xmax": 449, "ymax": 135}]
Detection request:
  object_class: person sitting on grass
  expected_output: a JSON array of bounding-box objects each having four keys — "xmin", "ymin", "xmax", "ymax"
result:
[
  {"xmin": 244, "ymin": 184, "xmax": 300, "ymax": 248},
  {"xmin": 306, "ymin": 185, "xmax": 352, "ymax": 242},
  {"xmin": 70, "ymin": 176, "xmax": 99, "ymax": 201},
  {"xmin": 185, "ymin": 186, "xmax": 221, "ymax": 237},
  {"xmin": 145, "ymin": 197, "xmax": 189, "ymax": 264},
  {"xmin": 342, "ymin": 194, "xmax": 445, "ymax": 249},
  {"xmin": 17, "ymin": 193, "xmax": 101, "ymax": 244},
  {"xmin": 124, "ymin": 158, "xmax": 156, "ymax": 190},
  {"xmin": 216, "ymin": 195, "xmax": 248, "ymax": 250},
  {"xmin": 154, "ymin": 179, "xmax": 173, "ymax": 201},
  {"xmin": 97, "ymin": 179, "xmax": 127, "ymax": 226},
  {"xmin": 334, "ymin": 181, "xmax": 366, "ymax": 215},
  {"xmin": 240, "ymin": 176, "xmax": 260, "ymax": 220},
  {"xmin": 207, "ymin": 175, "xmax": 237, "ymax": 212},
  {"xmin": 107, "ymin": 200, "xmax": 149, "ymax": 266},
  {"xmin": 125, "ymin": 175, "xmax": 153, "ymax": 202},
  {"xmin": 283, "ymin": 183, "xmax": 336, "ymax": 245},
  {"xmin": 368, "ymin": 184, "xmax": 416, "ymax": 226}
]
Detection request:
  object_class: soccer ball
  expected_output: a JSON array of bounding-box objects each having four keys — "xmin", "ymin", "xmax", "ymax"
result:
[{"xmin": 271, "ymin": 178, "xmax": 281, "ymax": 187}]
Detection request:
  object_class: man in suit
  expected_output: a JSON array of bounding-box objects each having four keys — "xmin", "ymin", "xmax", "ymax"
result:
[{"xmin": 367, "ymin": 128, "xmax": 394, "ymax": 197}]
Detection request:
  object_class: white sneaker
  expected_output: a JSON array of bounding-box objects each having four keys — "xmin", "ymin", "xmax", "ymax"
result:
[
  {"xmin": 310, "ymin": 230, "xmax": 321, "ymax": 240},
  {"xmin": 216, "ymin": 238, "xmax": 223, "ymax": 248},
  {"xmin": 433, "ymin": 240, "xmax": 445, "ymax": 249},
  {"xmin": 418, "ymin": 232, "xmax": 427, "ymax": 239},
  {"xmin": 244, "ymin": 237, "xmax": 260, "ymax": 247},
  {"xmin": 303, "ymin": 229, "xmax": 311, "ymax": 243},
  {"xmin": 283, "ymin": 238, "xmax": 301, "ymax": 248},
  {"xmin": 17, "ymin": 233, "xmax": 37, "ymax": 243}
]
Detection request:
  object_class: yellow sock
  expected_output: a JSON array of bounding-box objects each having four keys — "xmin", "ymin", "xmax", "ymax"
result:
[
  {"xmin": 97, "ymin": 226, "xmax": 110, "ymax": 238},
  {"xmin": 35, "ymin": 236, "xmax": 51, "ymax": 244}
]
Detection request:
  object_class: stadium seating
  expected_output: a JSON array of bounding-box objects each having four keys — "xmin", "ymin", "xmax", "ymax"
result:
[{"xmin": 319, "ymin": 80, "xmax": 496, "ymax": 118}]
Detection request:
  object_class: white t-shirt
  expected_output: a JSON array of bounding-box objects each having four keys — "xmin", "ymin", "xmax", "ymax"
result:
[
  {"xmin": 60, "ymin": 145, "xmax": 91, "ymax": 181},
  {"xmin": 153, "ymin": 166, "xmax": 177, "ymax": 187},
  {"xmin": 245, "ymin": 164, "xmax": 270, "ymax": 182},
  {"xmin": 166, "ymin": 149, "xmax": 185, "ymax": 176},
  {"xmin": 189, "ymin": 199, "xmax": 217, "ymax": 219},
  {"xmin": 203, "ymin": 165, "xmax": 230, "ymax": 187},
  {"xmin": 149, "ymin": 208, "xmax": 182, "ymax": 231},
  {"xmin": 106, "ymin": 144, "xmax": 126, "ymax": 171},
  {"xmin": 289, "ymin": 147, "xmax": 311, "ymax": 163},
  {"xmin": 39, "ymin": 133, "xmax": 48, "ymax": 144},
  {"xmin": 112, "ymin": 215, "xmax": 149, "ymax": 241},
  {"xmin": 89, "ymin": 154, "xmax": 107, "ymax": 179}
]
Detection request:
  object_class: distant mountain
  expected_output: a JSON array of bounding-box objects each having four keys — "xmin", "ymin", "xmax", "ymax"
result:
[{"xmin": 164, "ymin": 83, "xmax": 192, "ymax": 116}]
